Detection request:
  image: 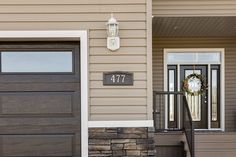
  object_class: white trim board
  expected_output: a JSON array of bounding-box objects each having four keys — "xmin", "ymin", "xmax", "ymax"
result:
[
  {"xmin": 163, "ymin": 48, "xmax": 225, "ymax": 131},
  {"xmin": 0, "ymin": 30, "xmax": 83, "ymax": 40},
  {"xmin": 0, "ymin": 30, "xmax": 89, "ymax": 157},
  {"xmin": 88, "ymin": 120, "xmax": 154, "ymax": 128}
]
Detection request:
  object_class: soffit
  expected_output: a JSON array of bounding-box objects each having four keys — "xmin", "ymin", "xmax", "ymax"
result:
[{"xmin": 153, "ymin": 17, "xmax": 236, "ymax": 38}]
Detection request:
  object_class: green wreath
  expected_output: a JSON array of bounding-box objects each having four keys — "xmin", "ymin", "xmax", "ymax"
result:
[{"xmin": 182, "ymin": 73, "xmax": 208, "ymax": 96}]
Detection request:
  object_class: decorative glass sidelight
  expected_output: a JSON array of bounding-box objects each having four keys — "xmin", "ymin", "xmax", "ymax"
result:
[
  {"xmin": 211, "ymin": 70, "xmax": 218, "ymax": 121},
  {"xmin": 211, "ymin": 65, "xmax": 221, "ymax": 128},
  {"xmin": 168, "ymin": 70, "xmax": 175, "ymax": 121},
  {"xmin": 167, "ymin": 65, "xmax": 177, "ymax": 128}
]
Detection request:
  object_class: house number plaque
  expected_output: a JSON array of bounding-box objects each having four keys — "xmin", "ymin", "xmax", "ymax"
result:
[{"xmin": 103, "ymin": 72, "xmax": 133, "ymax": 86}]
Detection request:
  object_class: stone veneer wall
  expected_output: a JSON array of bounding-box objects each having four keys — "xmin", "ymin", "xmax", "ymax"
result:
[{"xmin": 89, "ymin": 127, "xmax": 155, "ymax": 157}]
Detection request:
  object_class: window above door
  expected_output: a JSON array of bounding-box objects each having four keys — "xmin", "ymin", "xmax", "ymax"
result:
[{"xmin": 165, "ymin": 49, "xmax": 223, "ymax": 64}]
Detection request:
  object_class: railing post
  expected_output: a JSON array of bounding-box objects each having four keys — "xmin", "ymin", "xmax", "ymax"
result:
[
  {"xmin": 191, "ymin": 121, "xmax": 195, "ymax": 157},
  {"xmin": 183, "ymin": 95, "xmax": 195, "ymax": 157},
  {"xmin": 153, "ymin": 91, "xmax": 157, "ymax": 131}
]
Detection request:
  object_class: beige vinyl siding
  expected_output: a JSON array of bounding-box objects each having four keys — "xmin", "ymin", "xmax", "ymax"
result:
[
  {"xmin": 152, "ymin": 48, "xmax": 163, "ymax": 91},
  {"xmin": 0, "ymin": 0, "xmax": 146, "ymax": 4},
  {"xmin": 155, "ymin": 132, "xmax": 236, "ymax": 157},
  {"xmin": 153, "ymin": 37, "xmax": 236, "ymax": 131},
  {"xmin": 195, "ymin": 132, "xmax": 236, "ymax": 157},
  {"xmin": 0, "ymin": 0, "xmax": 151, "ymax": 121},
  {"xmin": 153, "ymin": 0, "xmax": 236, "ymax": 17},
  {"xmin": 91, "ymin": 114, "xmax": 147, "ymax": 121}
]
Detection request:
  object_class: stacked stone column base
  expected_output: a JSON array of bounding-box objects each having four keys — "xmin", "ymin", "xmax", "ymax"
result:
[{"xmin": 89, "ymin": 127, "xmax": 155, "ymax": 157}]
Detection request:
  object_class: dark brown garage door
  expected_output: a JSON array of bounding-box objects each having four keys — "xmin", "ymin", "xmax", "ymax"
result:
[{"xmin": 0, "ymin": 42, "xmax": 81, "ymax": 156}]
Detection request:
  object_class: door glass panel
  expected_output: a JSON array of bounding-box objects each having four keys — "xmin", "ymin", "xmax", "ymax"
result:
[
  {"xmin": 185, "ymin": 70, "xmax": 201, "ymax": 121},
  {"xmin": 1, "ymin": 51, "xmax": 73, "ymax": 73},
  {"xmin": 211, "ymin": 70, "xmax": 218, "ymax": 121},
  {"xmin": 168, "ymin": 70, "xmax": 175, "ymax": 121}
]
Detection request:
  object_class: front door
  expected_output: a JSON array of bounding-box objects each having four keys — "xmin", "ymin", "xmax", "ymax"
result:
[{"xmin": 180, "ymin": 65, "xmax": 208, "ymax": 129}]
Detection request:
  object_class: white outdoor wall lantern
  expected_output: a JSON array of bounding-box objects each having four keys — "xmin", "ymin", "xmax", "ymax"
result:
[{"xmin": 106, "ymin": 14, "xmax": 120, "ymax": 51}]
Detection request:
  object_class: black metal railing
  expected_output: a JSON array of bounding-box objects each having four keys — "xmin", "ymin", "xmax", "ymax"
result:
[
  {"xmin": 153, "ymin": 91, "xmax": 183, "ymax": 131},
  {"xmin": 183, "ymin": 95, "xmax": 195, "ymax": 157},
  {"xmin": 153, "ymin": 91, "xmax": 195, "ymax": 157}
]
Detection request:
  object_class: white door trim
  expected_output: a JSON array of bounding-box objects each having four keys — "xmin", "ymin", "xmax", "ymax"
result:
[
  {"xmin": 0, "ymin": 30, "xmax": 89, "ymax": 157},
  {"xmin": 164, "ymin": 48, "xmax": 225, "ymax": 131}
]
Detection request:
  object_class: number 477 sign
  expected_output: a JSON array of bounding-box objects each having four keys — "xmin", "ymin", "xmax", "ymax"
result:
[
  {"xmin": 110, "ymin": 74, "xmax": 126, "ymax": 83},
  {"xmin": 103, "ymin": 72, "xmax": 133, "ymax": 86}
]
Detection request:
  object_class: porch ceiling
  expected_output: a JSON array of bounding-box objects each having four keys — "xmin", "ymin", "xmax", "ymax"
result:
[{"xmin": 153, "ymin": 17, "xmax": 236, "ymax": 38}]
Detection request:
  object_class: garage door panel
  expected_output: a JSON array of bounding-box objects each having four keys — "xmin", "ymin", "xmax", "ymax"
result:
[
  {"xmin": 0, "ymin": 125, "xmax": 80, "ymax": 134},
  {"xmin": 0, "ymin": 92, "xmax": 80, "ymax": 116},
  {"xmin": 0, "ymin": 82, "xmax": 80, "ymax": 92},
  {"xmin": 2, "ymin": 135, "xmax": 74, "ymax": 157},
  {"xmin": 0, "ymin": 92, "xmax": 74, "ymax": 115},
  {"xmin": 0, "ymin": 117, "xmax": 80, "ymax": 125}
]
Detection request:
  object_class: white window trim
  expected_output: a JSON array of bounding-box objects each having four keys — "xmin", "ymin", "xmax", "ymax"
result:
[
  {"xmin": 0, "ymin": 30, "xmax": 89, "ymax": 157},
  {"xmin": 164, "ymin": 48, "xmax": 225, "ymax": 131}
]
